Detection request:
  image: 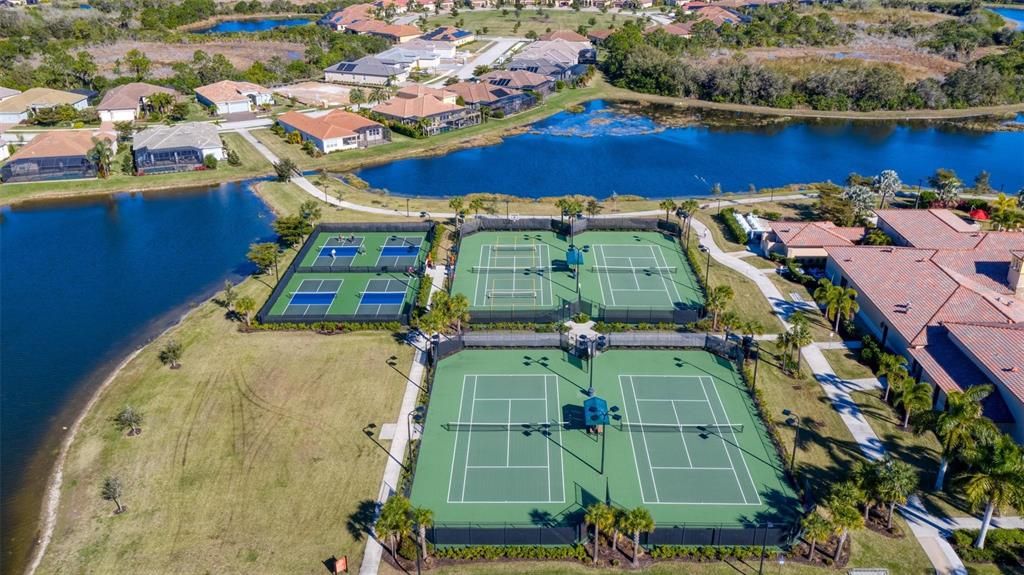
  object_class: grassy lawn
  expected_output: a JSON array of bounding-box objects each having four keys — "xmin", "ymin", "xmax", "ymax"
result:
[
  {"xmin": 684, "ymin": 236, "xmax": 783, "ymax": 333},
  {"xmin": 1, "ymin": 132, "xmax": 271, "ymax": 206},
  {"xmin": 695, "ymin": 210, "xmax": 749, "ymax": 254},
  {"xmin": 744, "ymin": 256, "xmax": 779, "ymax": 270},
  {"xmin": 424, "ymin": 8, "xmax": 634, "ymax": 36},
  {"xmin": 36, "ymin": 273, "xmax": 414, "ymax": 573},
  {"xmin": 822, "ymin": 349, "xmax": 874, "ymax": 380}
]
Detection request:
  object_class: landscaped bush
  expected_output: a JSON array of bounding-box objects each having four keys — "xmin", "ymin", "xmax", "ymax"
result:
[
  {"xmin": 718, "ymin": 207, "xmax": 749, "ymax": 244},
  {"xmin": 949, "ymin": 529, "xmax": 1024, "ymax": 565},
  {"xmin": 650, "ymin": 545, "xmax": 779, "ymax": 560},
  {"xmin": 465, "ymin": 322, "xmax": 565, "ymax": 332},
  {"xmin": 398, "ymin": 535, "xmax": 419, "ymax": 561},
  {"xmin": 248, "ymin": 321, "xmax": 403, "ymax": 332},
  {"xmin": 593, "ymin": 321, "xmax": 678, "ymax": 332},
  {"xmin": 859, "ymin": 333, "xmax": 883, "ymax": 371},
  {"xmin": 414, "ymin": 225, "xmax": 447, "ymax": 318},
  {"xmin": 433, "ymin": 544, "xmax": 588, "ymax": 561},
  {"xmin": 682, "ymin": 238, "xmax": 709, "ymax": 296}
]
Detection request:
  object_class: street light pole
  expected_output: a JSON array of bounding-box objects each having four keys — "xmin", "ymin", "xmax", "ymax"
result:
[
  {"xmin": 783, "ymin": 409, "xmax": 801, "ymax": 471},
  {"xmin": 406, "ymin": 198, "xmax": 410, "ymax": 217}
]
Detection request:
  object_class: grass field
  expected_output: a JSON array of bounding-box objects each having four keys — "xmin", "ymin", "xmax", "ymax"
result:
[
  {"xmin": 411, "ymin": 349, "xmax": 799, "ymax": 529},
  {"xmin": 35, "ymin": 280, "xmax": 414, "ymax": 574},
  {"xmin": 424, "ymin": 8, "xmax": 634, "ymax": 37}
]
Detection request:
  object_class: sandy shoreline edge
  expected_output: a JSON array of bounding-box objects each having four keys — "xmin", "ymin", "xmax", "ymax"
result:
[{"xmin": 23, "ymin": 303, "xmax": 206, "ymax": 575}]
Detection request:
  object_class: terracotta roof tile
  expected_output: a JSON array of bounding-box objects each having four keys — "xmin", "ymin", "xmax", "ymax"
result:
[
  {"xmin": 277, "ymin": 109, "xmax": 382, "ymax": 141},
  {"xmin": 945, "ymin": 322, "xmax": 1024, "ymax": 404},
  {"xmin": 97, "ymin": 82, "xmax": 177, "ymax": 111},
  {"xmin": 8, "ymin": 130, "xmax": 113, "ymax": 160},
  {"xmin": 195, "ymin": 80, "xmax": 271, "ymax": 104},
  {"xmin": 371, "ymin": 94, "xmax": 463, "ymax": 119}
]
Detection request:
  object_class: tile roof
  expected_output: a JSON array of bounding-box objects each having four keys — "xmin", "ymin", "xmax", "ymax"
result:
[
  {"xmin": 346, "ymin": 19, "xmax": 421, "ymax": 38},
  {"xmin": 446, "ymin": 81, "xmax": 523, "ymax": 104},
  {"xmin": 515, "ymin": 39, "xmax": 590, "ymax": 65},
  {"xmin": 97, "ymin": 82, "xmax": 178, "ymax": 112},
  {"xmin": 323, "ymin": 4, "xmax": 373, "ymax": 26},
  {"xmin": 420, "ymin": 26, "xmax": 474, "ymax": 42},
  {"xmin": 194, "ymin": 80, "xmax": 271, "ymax": 104},
  {"xmin": 277, "ymin": 109, "xmax": 382, "ymax": 141},
  {"xmin": 133, "ymin": 122, "xmax": 222, "ymax": 151},
  {"xmin": 8, "ymin": 130, "xmax": 112, "ymax": 160},
  {"xmin": 587, "ymin": 28, "xmax": 615, "ymax": 40},
  {"xmin": 875, "ymin": 209, "xmax": 984, "ymax": 250},
  {"xmin": 396, "ymin": 84, "xmax": 457, "ymax": 103},
  {"xmin": 539, "ymin": 29, "xmax": 589, "ymax": 42},
  {"xmin": 0, "ymin": 87, "xmax": 87, "ymax": 113},
  {"xmin": 325, "ymin": 56, "xmax": 404, "ymax": 78},
  {"xmin": 945, "ymin": 322, "xmax": 1024, "ymax": 404},
  {"xmin": 0, "ymin": 86, "xmax": 21, "ymax": 100},
  {"xmin": 372, "ymin": 93, "xmax": 463, "ymax": 119},
  {"xmin": 693, "ymin": 4, "xmax": 743, "ymax": 25},
  {"xmin": 769, "ymin": 221, "xmax": 865, "ymax": 248},
  {"xmin": 645, "ymin": 21, "xmax": 697, "ymax": 37},
  {"xmin": 480, "ymin": 70, "xmax": 552, "ymax": 89}
]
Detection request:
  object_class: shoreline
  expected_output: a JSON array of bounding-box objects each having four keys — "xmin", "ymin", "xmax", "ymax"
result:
[
  {"xmin": 176, "ymin": 12, "xmax": 316, "ymax": 32},
  {"xmin": 22, "ymin": 301, "xmax": 208, "ymax": 575}
]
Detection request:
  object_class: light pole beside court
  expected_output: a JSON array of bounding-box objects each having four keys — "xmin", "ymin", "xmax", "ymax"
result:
[{"xmin": 782, "ymin": 409, "xmax": 802, "ymax": 471}]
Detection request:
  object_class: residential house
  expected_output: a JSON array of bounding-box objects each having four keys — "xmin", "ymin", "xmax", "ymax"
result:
[
  {"xmin": 479, "ymin": 70, "xmax": 555, "ymax": 96},
  {"xmin": 506, "ymin": 58, "xmax": 574, "ymax": 81},
  {"xmin": 0, "ymin": 87, "xmax": 20, "ymax": 102},
  {"xmin": 0, "ymin": 88, "xmax": 88, "ymax": 124},
  {"xmin": 377, "ymin": 40, "xmax": 456, "ymax": 72},
  {"xmin": 1, "ymin": 130, "xmax": 114, "ymax": 183},
  {"xmin": 539, "ymin": 29, "xmax": 589, "ymax": 42},
  {"xmin": 319, "ymin": 4, "xmax": 373, "ymax": 31},
  {"xmin": 645, "ymin": 21, "xmax": 698, "ymax": 38},
  {"xmin": 446, "ymin": 81, "xmax": 535, "ymax": 116},
  {"xmin": 420, "ymin": 26, "xmax": 475, "ymax": 46},
  {"xmin": 132, "ymin": 122, "xmax": 224, "ymax": 175},
  {"xmin": 374, "ymin": 0, "xmax": 411, "ymax": 14},
  {"xmin": 514, "ymin": 39, "xmax": 593, "ymax": 66},
  {"xmin": 325, "ymin": 57, "xmax": 409, "ymax": 86},
  {"xmin": 395, "ymin": 84, "xmax": 458, "ymax": 104},
  {"xmin": 691, "ymin": 4, "xmax": 744, "ymax": 26},
  {"xmin": 587, "ymin": 28, "xmax": 615, "ymax": 44},
  {"xmin": 194, "ymin": 80, "xmax": 273, "ymax": 115},
  {"xmin": 371, "ymin": 92, "xmax": 480, "ymax": 136},
  {"xmin": 96, "ymin": 82, "xmax": 178, "ymax": 122},
  {"xmin": 345, "ymin": 19, "xmax": 422, "ymax": 43},
  {"xmin": 276, "ymin": 109, "xmax": 388, "ymax": 153},
  {"xmin": 760, "ymin": 221, "xmax": 866, "ymax": 266},
  {"xmin": 274, "ymin": 82, "xmax": 353, "ymax": 108},
  {"xmin": 823, "ymin": 209, "xmax": 1024, "ymax": 441}
]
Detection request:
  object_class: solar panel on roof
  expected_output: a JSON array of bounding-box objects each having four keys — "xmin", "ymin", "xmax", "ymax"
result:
[
  {"xmin": 490, "ymin": 78, "xmax": 511, "ymax": 87},
  {"xmin": 338, "ymin": 63, "xmax": 357, "ymax": 72}
]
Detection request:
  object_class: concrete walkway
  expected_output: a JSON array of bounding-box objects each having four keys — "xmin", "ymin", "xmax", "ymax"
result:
[{"xmin": 358, "ymin": 264, "xmax": 447, "ymax": 575}]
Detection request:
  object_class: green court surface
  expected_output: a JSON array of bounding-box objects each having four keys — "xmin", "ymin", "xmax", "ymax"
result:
[
  {"xmin": 298, "ymin": 230, "xmax": 427, "ymax": 269},
  {"xmin": 264, "ymin": 271, "xmax": 418, "ymax": 319},
  {"xmin": 451, "ymin": 231, "xmax": 702, "ymax": 312},
  {"xmin": 410, "ymin": 350, "xmax": 798, "ymax": 528}
]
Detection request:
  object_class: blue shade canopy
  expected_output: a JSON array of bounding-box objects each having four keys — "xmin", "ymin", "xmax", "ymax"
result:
[
  {"xmin": 584, "ymin": 396, "xmax": 609, "ymax": 426},
  {"xmin": 567, "ymin": 246, "xmax": 585, "ymax": 266}
]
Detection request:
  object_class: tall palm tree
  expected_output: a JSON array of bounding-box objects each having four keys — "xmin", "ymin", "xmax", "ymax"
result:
[
  {"xmin": 925, "ymin": 385, "xmax": 997, "ymax": 491},
  {"xmin": 412, "ymin": 506, "xmax": 433, "ymax": 560},
  {"xmin": 801, "ymin": 511, "xmax": 831, "ymax": 562},
  {"xmin": 235, "ymin": 296, "xmax": 256, "ymax": 326},
  {"xmin": 775, "ymin": 329, "xmax": 796, "ymax": 374},
  {"xmin": 622, "ymin": 507, "xmax": 654, "ymax": 568},
  {"xmin": 468, "ymin": 197, "xmax": 486, "ymax": 216},
  {"xmin": 827, "ymin": 491, "xmax": 864, "ymax": 561},
  {"xmin": 89, "ymin": 137, "xmax": 114, "ymax": 179},
  {"xmin": 891, "ymin": 373, "xmax": 932, "ymax": 428},
  {"xmin": 446, "ymin": 293, "xmax": 470, "ymax": 333},
  {"xmin": 959, "ymin": 435, "xmax": 1024, "ymax": 549},
  {"xmin": 583, "ymin": 503, "xmax": 615, "ymax": 565},
  {"xmin": 705, "ymin": 285, "xmax": 733, "ymax": 331},
  {"xmin": 877, "ymin": 353, "xmax": 907, "ymax": 402},
  {"xmin": 448, "ymin": 196, "xmax": 465, "ymax": 227},
  {"xmin": 659, "ymin": 198, "xmax": 677, "ymax": 222},
  {"xmin": 787, "ymin": 318, "xmax": 813, "ymax": 374},
  {"xmin": 147, "ymin": 91, "xmax": 174, "ymax": 116},
  {"xmin": 813, "ymin": 279, "xmax": 859, "ymax": 333},
  {"xmin": 875, "ymin": 457, "xmax": 918, "ymax": 529}
]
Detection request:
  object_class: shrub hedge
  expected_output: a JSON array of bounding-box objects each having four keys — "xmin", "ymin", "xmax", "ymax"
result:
[
  {"xmin": 650, "ymin": 545, "xmax": 781, "ymax": 560},
  {"xmin": 949, "ymin": 529, "xmax": 1024, "ymax": 565},
  {"xmin": 248, "ymin": 321, "xmax": 403, "ymax": 332},
  {"xmin": 433, "ymin": 545, "xmax": 588, "ymax": 561},
  {"xmin": 718, "ymin": 208, "xmax": 749, "ymax": 244}
]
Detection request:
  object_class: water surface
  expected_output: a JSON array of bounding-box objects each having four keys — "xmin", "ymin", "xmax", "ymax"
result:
[
  {"xmin": 194, "ymin": 17, "xmax": 314, "ymax": 34},
  {"xmin": 357, "ymin": 100, "xmax": 1024, "ymax": 198},
  {"xmin": 992, "ymin": 6, "xmax": 1024, "ymax": 29},
  {"xmin": 0, "ymin": 182, "xmax": 273, "ymax": 573}
]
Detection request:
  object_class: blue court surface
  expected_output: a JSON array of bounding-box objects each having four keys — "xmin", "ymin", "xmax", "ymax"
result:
[
  {"xmin": 381, "ymin": 245, "xmax": 418, "ymax": 257},
  {"xmin": 360, "ymin": 291, "xmax": 406, "ymax": 305},
  {"xmin": 318, "ymin": 246, "xmax": 359, "ymax": 258},
  {"xmin": 291, "ymin": 292, "xmax": 336, "ymax": 305}
]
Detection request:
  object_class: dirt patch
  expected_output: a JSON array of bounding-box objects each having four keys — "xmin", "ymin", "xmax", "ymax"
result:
[{"xmin": 80, "ymin": 40, "xmax": 306, "ymax": 77}]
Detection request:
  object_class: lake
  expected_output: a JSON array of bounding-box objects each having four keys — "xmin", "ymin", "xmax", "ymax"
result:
[
  {"xmin": 992, "ymin": 6, "xmax": 1024, "ymax": 29},
  {"xmin": 357, "ymin": 100, "xmax": 1024, "ymax": 198},
  {"xmin": 0, "ymin": 182, "xmax": 273, "ymax": 573},
  {"xmin": 194, "ymin": 16, "xmax": 314, "ymax": 34}
]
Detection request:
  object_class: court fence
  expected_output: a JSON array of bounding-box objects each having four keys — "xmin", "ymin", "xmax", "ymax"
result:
[
  {"xmin": 255, "ymin": 222, "xmax": 435, "ymax": 325},
  {"xmin": 427, "ymin": 523, "xmax": 581, "ymax": 546},
  {"xmin": 460, "ymin": 215, "xmax": 682, "ymax": 238}
]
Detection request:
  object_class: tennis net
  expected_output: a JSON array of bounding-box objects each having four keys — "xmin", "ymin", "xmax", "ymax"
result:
[
  {"xmin": 491, "ymin": 244, "xmax": 539, "ymax": 252},
  {"xmin": 444, "ymin": 421, "xmax": 565, "ymax": 431},
  {"xmin": 590, "ymin": 265, "xmax": 678, "ymax": 275},
  {"xmin": 471, "ymin": 266, "xmax": 548, "ymax": 273},
  {"xmin": 619, "ymin": 422, "xmax": 744, "ymax": 433},
  {"xmin": 487, "ymin": 290, "xmax": 538, "ymax": 299}
]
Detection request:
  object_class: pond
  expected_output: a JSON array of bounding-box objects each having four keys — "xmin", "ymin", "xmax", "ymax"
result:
[
  {"xmin": 991, "ymin": 6, "xmax": 1024, "ymax": 30},
  {"xmin": 193, "ymin": 16, "xmax": 315, "ymax": 34},
  {"xmin": 356, "ymin": 100, "xmax": 1024, "ymax": 198},
  {"xmin": 0, "ymin": 181, "xmax": 274, "ymax": 573}
]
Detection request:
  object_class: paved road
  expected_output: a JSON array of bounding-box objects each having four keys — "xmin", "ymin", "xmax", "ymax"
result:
[{"xmin": 455, "ymin": 36, "xmax": 525, "ymax": 79}]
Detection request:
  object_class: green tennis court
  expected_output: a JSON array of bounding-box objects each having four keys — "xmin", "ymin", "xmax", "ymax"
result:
[
  {"xmin": 451, "ymin": 230, "xmax": 702, "ymax": 313},
  {"xmin": 264, "ymin": 271, "xmax": 418, "ymax": 319},
  {"xmin": 298, "ymin": 230, "xmax": 427, "ymax": 269},
  {"xmin": 410, "ymin": 350, "xmax": 798, "ymax": 528}
]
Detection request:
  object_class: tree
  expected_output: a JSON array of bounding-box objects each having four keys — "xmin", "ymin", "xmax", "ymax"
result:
[
  {"xmin": 585, "ymin": 198, "xmax": 603, "ymax": 217},
  {"xmin": 247, "ymin": 242, "xmax": 280, "ymax": 280},
  {"xmin": 222, "ymin": 280, "xmax": 237, "ymax": 310},
  {"xmin": 843, "ymin": 184, "xmax": 876, "ymax": 218},
  {"xmin": 990, "ymin": 193, "xmax": 1021, "ymax": 231},
  {"xmin": 159, "ymin": 340, "xmax": 183, "ymax": 368},
  {"xmin": 873, "ymin": 170, "xmax": 902, "ymax": 209},
  {"xmin": 125, "ymin": 49, "xmax": 152, "ymax": 81},
  {"xmin": 622, "ymin": 507, "xmax": 654, "ymax": 567},
  {"xmin": 801, "ymin": 511, "xmax": 831, "ymax": 562},
  {"xmin": 274, "ymin": 158, "xmax": 297, "ymax": 182},
  {"xmin": 445, "ymin": 293, "xmax": 470, "ymax": 333},
  {"xmin": 778, "ymin": 314, "xmax": 813, "ymax": 374},
  {"xmin": 659, "ymin": 198, "xmax": 677, "ymax": 221},
  {"xmin": 89, "ymin": 138, "xmax": 115, "ymax": 179},
  {"xmin": 863, "ymin": 228, "xmax": 891, "ymax": 246},
  {"xmin": 679, "ymin": 199, "xmax": 699, "ymax": 240},
  {"xmin": 583, "ymin": 502, "xmax": 615, "ymax": 565},
  {"xmin": 925, "ymin": 384, "xmax": 997, "ymax": 491},
  {"xmin": 101, "ymin": 476, "xmax": 125, "ymax": 514},
  {"xmin": 929, "ymin": 168, "xmax": 962, "ymax": 207},
  {"xmin": 877, "ymin": 353, "xmax": 907, "ymax": 402},
  {"xmin": 705, "ymin": 285, "xmax": 734, "ymax": 331},
  {"xmin": 874, "ymin": 457, "xmax": 918, "ymax": 529},
  {"xmin": 235, "ymin": 296, "xmax": 257, "ymax": 326},
  {"xmin": 350, "ymin": 87, "xmax": 366, "ymax": 105},
  {"xmin": 299, "ymin": 199, "xmax": 322, "ymax": 224},
  {"xmin": 147, "ymin": 91, "xmax": 174, "ymax": 117},
  {"xmin": 114, "ymin": 121, "xmax": 135, "ymax": 143},
  {"xmin": 959, "ymin": 435, "xmax": 1024, "ymax": 549},
  {"xmin": 377, "ymin": 495, "xmax": 413, "ymax": 561},
  {"xmin": 891, "ymin": 372, "xmax": 932, "ymax": 428},
  {"xmin": 412, "ymin": 506, "xmax": 433, "ymax": 560},
  {"xmin": 973, "ymin": 170, "xmax": 992, "ymax": 195},
  {"xmin": 827, "ymin": 482, "xmax": 865, "ymax": 561},
  {"xmin": 203, "ymin": 154, "xmax": 218, "ymax": 169},
  {"xmin": 448, "ymin": 196, "xmax": 465, "ymax": 227},
  {"xmin": 272, "ymin": 215, "xmax": 313, "ymax": 248},
  {"xmin": 813, "ymin": 279, "xmax": 859, "ymax": 333},
  {"xmin": 468, "ymin": 197, "xmax": 487, "ymax": 216},
  {"xmin": 115, "ymin": 406, "xmax": 144, "ymax": 436}
]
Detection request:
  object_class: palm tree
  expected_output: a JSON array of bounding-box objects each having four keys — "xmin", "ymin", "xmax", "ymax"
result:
[
  {"xmin": 622, "ymin": 507, "xmax": 654, "ymax": 567},
  {"xmin": 222, "ymin": 280, "xmax": 237, "ymax": 310},
  {"xmin": 873, "ymin": 169, "xmax": 902, "ymax": 209},
  {"xmin": 960, "ymin": 435, "xmax": 1024, "ymax": 549},
  {"xmin": 147, "ymin": 91, "xmax": 174, "ymax": 116},
  {"xmin": 776, "ymin": 330, "xmax": 796, "ymax": 374},
  {"xmin": 585, "ymin": 198, "xmax": 602, "ymax": 217},
  {"xmin": 705, "ymin": 285, "xmax": 733, "ymax": 331},
  {"xmin": 679, "ymin": 199, "xmax": 700, "ymax": 241},
  {"xmin": 926, "ymin": 384, "xmax": 997, "ymax": 491},
  {"xmin": 412, "ymin": 506, "xmax": 433, "ymax": 560},
  {"xmin": 813, "ymin": 279, "xmax": 859, "ymax": 333},
  {"xmin": 468, "ymin": 197, "xmax": 486, "ymax": 216},
  {"xmin": 659, "ymin": 198, "xmax": 677, "ymax": 222},
  {"xmin": 101, "ymin": 476, "xmax": 125, "ymax": 513},
  {"xmin": 583, "ymin": 502, "xmax": 614, "ymax": 565},
  {"xmin": 446, "ymin": 293, "xmax": 470, "ymax": 333},
  {"xmin": 235, "ymin": 296, "xmax": 256, "ymax": 326},
  {"xmin": 801, "ymin": 511, "xmax": 831, "ymax": 562},
  {"xmin": 89, "ymin": 137, "xmax": 114, "ymax": 179},
  {"xmin": 891, "ymin": 373, "xmax": 932, "ymax": 428},
  {"xmin": 610, "ymin": 507, "xmax": 625, "ymax": 556},
  {"xmin": 377, "ymin": 495, "xmax": 413, "ymax": 561},
  {"xmin": 877, "ymin": 353, "xmax": 907, "ymax": 402},
  {"xmin": 827, "ymin": 485, "xmax": 864, "ymax": 561},
  {"xmin": 851, "ymin": 459, "xmax": 881, "ymax": 522},
  {"xmin": 448, "ymin": 196, "xmax": 465, "ymax": 227},
  {"xmin": 779, "ymin": 317, "xmax": 813, "ymax": 375},
  {"xmin": 875, "ymin": 457, "xmax": 918, "ymax": 530}
]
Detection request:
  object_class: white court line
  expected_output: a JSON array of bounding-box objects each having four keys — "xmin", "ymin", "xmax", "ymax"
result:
[
  {"xmin": 459, "ymin": 375, "xmax": 479, "ymax": 503},
  {"xmin": 648, "ymin": 244, "xmax": 680, "ymax": 307},
  {"xmin": 651, "ymin": 466, "xmax": 735, "ymax": 470},
  {"xmin": 506, "ymin": 400, "xmax": 512, "ymax": 467},
  {"xmin": 553, "ymin": 374, "xmax": 565, "ymax": 503},
  {"xmin": 473, "ymin": 397, "xmax": 546, "ymax": 401},
  {"xmin": 636, "ymin": 398, "xmax": 706, "ymax": 402},
  {"xmin": 446, "ymin": 374, "xmax": 471, "ymax": 503},
  {"xmin": 705, "ymin": 376, "xmax": 762, "ymax": 505},
  {"xmin": 474, "ymin": 243, "xmax": 485, "ymax": 307},
  {"xmin": 618, "ymin": 375, "xmax": 648, "ymax": 503},
  {"xmin": 466, "ymin": 465, "xmax": 549, "ymax": 469},
  {"xmin": 627, "ymin": 257, "xmax": 642, "ymax": 290},
  {"xmin": 627, "ymin": 375, "xmax": 661, "ymax": 503},
  {"xmin": 544, "ymin": 373, "xmax": 551, "ymax": 502},
  {"xmin": 670, "ymin": 400, "xmax": 694, "ymax": 468},
  {"xmin": 698, "ymin": 376, "xmax": 747, "ymax": 504}
]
